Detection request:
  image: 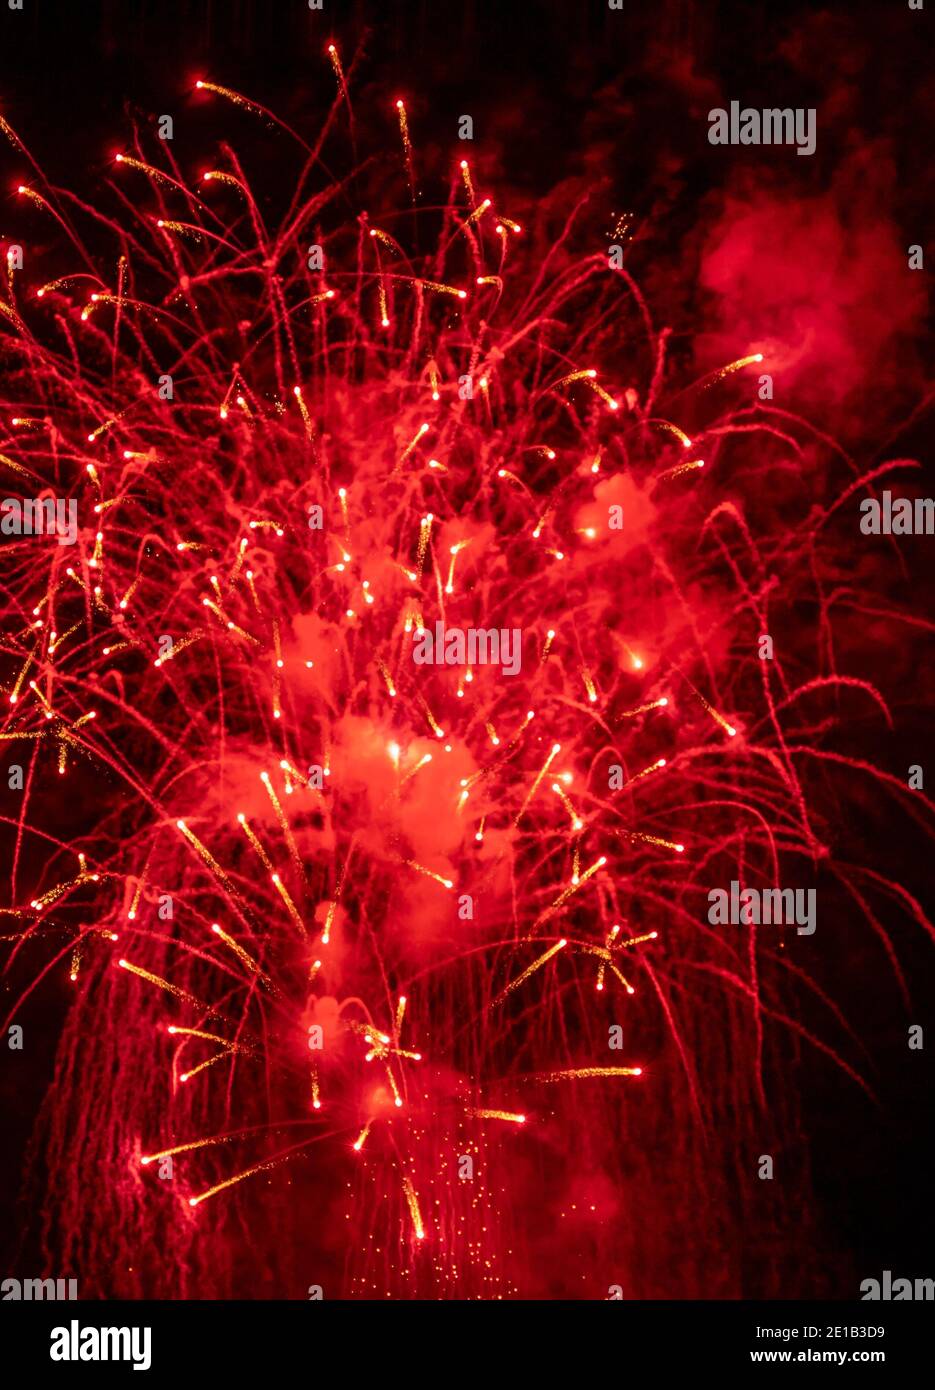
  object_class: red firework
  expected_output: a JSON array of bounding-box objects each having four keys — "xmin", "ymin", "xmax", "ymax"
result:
[{"xmin": 1, "ymin": 51, "xmax": 929, "ymax": 1300}]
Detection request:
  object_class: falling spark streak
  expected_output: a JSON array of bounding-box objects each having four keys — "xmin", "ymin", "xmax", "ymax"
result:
[
  {"xmin": 533, "ymin": 1067, "xmax": 643, "ymax": 1082},
  {"xmin": 384, "ymin": 1066, "xmax": 404, "ymax": 1108},
  {"xmin": 402, "ymin": 1174, "xmax": 425, "ymax": 1240},
  {"xmin": 580, "ymin": 667, "xmax": 598, "ymax": 704},
  {"xmin": 322, "ymin": 854, "xmax": 352, "ymax": 945},
  {"xmin": 399, "ymin": 752, "xmax": 433, "ymax": 789},
  {"xmin": 415, "ymin": 511, "xmax": 433, "ymax": 575},
  {"xmin": 176, "ymin": 820, "xmax": 241, "ymax": 902},
  {"xmin": 326, "ymin": 44, "xmax": 350, "ymax": 112},
  {"xmin": 464, "ymin": 198, "xmax": 491, "ymax": 227},
  {"xmin": 445, "ymin": 539, "xmax": 470, "ymax": 595},
  {"xmin": 49, "ymin": 620, "xmax": 83, "ymax": 658},
  {"xmin": 270, "ymin": 874, "xmax": 308, "ymax": 938},
  {"xmin": 119, "ymin": 576, "xmax": 141, "ymax": 611},
  {"xmin": 622, "ymin": 830, "xmax": 685, "ymax": 854},
  {"xmin": 180, "ymin": 1050, "xmax": 233, "ymax": 1084},
  {"xmin": 465, "ymin": 1108, "xmax": 526, "ymax": 1124},
  {"xmin": 417, "ymin": 694, "xmax": 444, "ymax": 739},
  {"xmin": 554, "ymin": 369, "xmax": 597, "ymax": 389},
  {"xmin": 514, "ymin": 742, "xmax": 561, "ymax": 824},
  {"xmin": 237, "ymin": 814, "xmax": 274, "ymax": 873},
  {"xmin": 293, "ymin": 385, "xmax": 314, "ymax": 440},
  {"xmin": 401, "ymin": 421, "xmax": 430, "ymax": 466},
  {"xmin": 691, "ymin": 687, "xmax": 738, "ymax": 738},
  {"xmin": 202, "ymin": 170, "xmax": 246, "ymax": 194},
  {"xmin": 0, "ymin": 450, "xmax": 31, "ymax": 477},
  {"xmin": 167, "ymin": 1025, "xmax": 232, "ymax": 1045},
  {"xmin": 337, "ymin": 486, "xmax": 351, "ymax": 539},
  {"xmin": 616, "ymin": 639, "xmax": 644, "ymax": 672},
  {"xmin": 618, "ymin": 697, "xmax": 669, "ymax": 719},
  {"xmin": 10, "ymin": 650, "xmax": 35, "ymax": 702},
  {"xmin": 395, "ymin": 99, "xmax": 414, "ymax": 199},
  {"xmin": 33, "ymin": 274, "xmax": 94, "ymax": 298},
  {"xmin": 117, "ymin": 958, "xmax": 212, "ymax": 1013},
  {"xmin": 113, "ymin": 153, "xmax": 181, "ymax": 190},
  {"xmin": 380, "ymin": 1044, "xmax": 422, "ymax": 1064},
  {"xmin": 535, "ymin": 856, "xmax": 607, "ymax": 926},
  {"xmin": 0, "ymin": 112, "xmax": 30, "ymax": 157},
  {"xmin": 650, "ymin": 420, "xmax": 693, "ymax": 448},
  {"xmin": 497, "ymin": 467, "xmax": 529, "ymax": 493},
  {"xmin": 706, "ymin": 351, "xmax": 764, "ymax": 386},
  {"xmin": 459, "ymin": 158, "xmax": 476, "ymax": 206},
  {"xmin": 352, "ymin": 1120, "xmax": 373, "ymax": 1152},
  {"xmin": 155, "ymin": 218, "xmax": 206, "ymax": 241},
  {"xmin": 491, "ymin": 939, "xmax": 567, "ymax": 1007},
  {"xmin": 210, "ymin": 923, "xmax": 267, "ymax": 981},
  {"xmin": 27, "ymin": 680, "xmax": 54, "ymax": 719},
  {"xmin": 621, "ymin": 757, "xmax": 667, "ymax": 790},
  {"xmin": 582, "ymin": 940, "xmax": 635, "ymax": 993},
  {"xmin": 403, "ymin": 859, "xmax": 454, "ymax": 890},
  {"xmin": 195, "ymin": 80, "xmax": 268, "ymax": 121},
  {"xmin": 551, "ymin": 782, "xmax": 584, "ymax": 831},
  {"xmin": 607, "ymin": 962, "xmax": 635, "ymax": 994},
  {"xmin": 153, "ymin": 631, "xmax": 205, "ymax": 666},
  {"xmin": 260, "ymin": 771, "xmax": 304, "ymax": 879},
  {"xmin": 368, "ymin": 226, "xmax": 400, "ymax": 255},
  {"xmin": 620, "ymin": 930, "xmax": 659, "ymax": 949},
  {"xmin": 656, "ymin": 457, "xmax": 705, "ymax": 482},
  {"xmin": 83, "ymin": 293, "xmax": 166, "ymax": 326},
  {"xmin": 589, "ymin": 379, "xmax": 619, "ymax": 411},
  {"xmin": 279, "ymin": 758, "xmax": 318, "ymax": 792},
  {"xmin": 414, "ymin": 279, "xmax": 467, "ymax": 300},
  {"xmin": 31, "ymin": 867, "xmax": 99, "ymax": 911},
  {"xmin": 141, "ymin": 1134, "xmax": 238, "ymax": 1166},
  {"xmin": 188, "ymin": 1149, "xmax": 301, "ymax": 1207},
  {"xmin": 350, "ymin": 1019, "xmax": 391, "ymax": 1047}
]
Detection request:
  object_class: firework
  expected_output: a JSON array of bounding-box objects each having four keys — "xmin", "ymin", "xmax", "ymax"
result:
[{"xmin": 0, "ymin": 45, "xmax": 928, "ymax": 1303}]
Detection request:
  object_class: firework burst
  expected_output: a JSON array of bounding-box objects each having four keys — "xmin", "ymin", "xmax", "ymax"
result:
[{"xmin": 1, "ymin": 49, "xmax": 930, "ymax": 1300}]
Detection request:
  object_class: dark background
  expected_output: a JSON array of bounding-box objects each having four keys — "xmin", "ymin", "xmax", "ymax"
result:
[{"xmin": 1, "ymin": 0, "xmax": 933, "ymax": 1298}]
